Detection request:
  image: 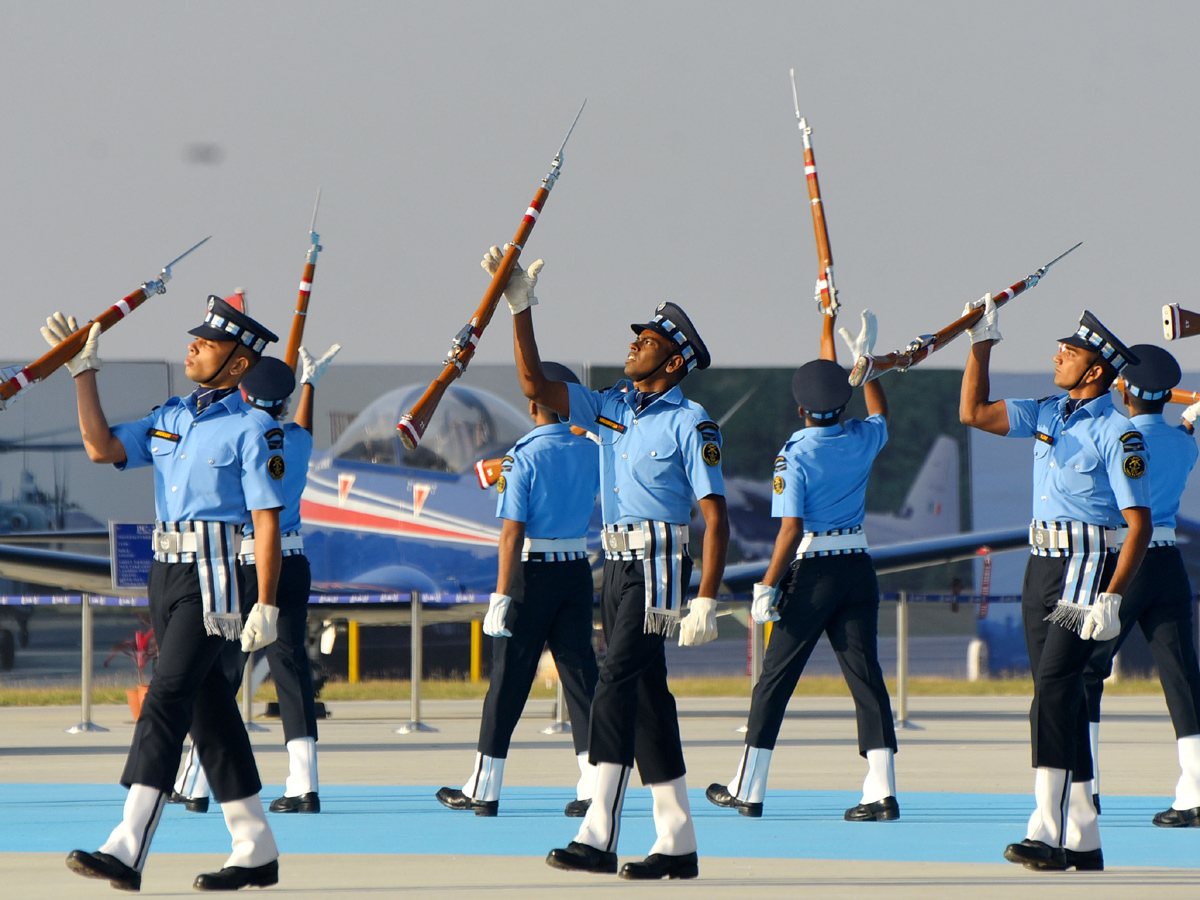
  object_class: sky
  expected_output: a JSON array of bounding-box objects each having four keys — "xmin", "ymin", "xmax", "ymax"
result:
[{"xmin": 1, "ymin": 1, "xmax": 1197, "ymax": 376}]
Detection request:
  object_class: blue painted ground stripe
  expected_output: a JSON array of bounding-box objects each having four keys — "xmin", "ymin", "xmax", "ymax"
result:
[{"xmin": 2, "ymin": 784, "xmax": 1196, "ymax": 868}]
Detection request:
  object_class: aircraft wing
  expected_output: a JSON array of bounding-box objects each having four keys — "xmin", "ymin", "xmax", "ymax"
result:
[
  {"xmin": 0, "ymin": 529, "xmax": 111, "ymax": 544},
  {"xmin": 0, "ymin": 543, "xmax": 133, "ymax": 596},
  {"xmin": 710, "ymin": 527, "xmax": 1029, "ymax": 593}
]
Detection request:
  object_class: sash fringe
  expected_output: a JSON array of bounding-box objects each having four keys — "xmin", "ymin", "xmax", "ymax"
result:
[
  {"xmin": 644, "ymin": 607, "xmax": 681, "ymax": 638},
  {"xmin": 205, "ymin": 612, "xmax": 244, "ymax": 641},
  {"xmin": 1045, "ymin": 602, "xmax": 1090, "ymax": 634}
]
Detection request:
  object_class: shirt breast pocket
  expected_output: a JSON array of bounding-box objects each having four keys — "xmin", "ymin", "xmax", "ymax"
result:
[
  {"xmin": 632, "ymin": 436, "xmax": 680, "ymax": 488},
  {"xmin": 1058, "ymin": 451, "xmax": 1100, "ymax": 494},
  {"xmin": 188, "ymin": 444, "xmax": 239, "ymax": 504}
]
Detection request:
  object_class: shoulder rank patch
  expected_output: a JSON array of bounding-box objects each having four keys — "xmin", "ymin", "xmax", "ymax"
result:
[
  {"xmin": 264, "ymin": 428, "xmax": 285, "ymax": 450},
  {"xmin": 773, "ymin": 475, "xmax": 785, "ymax": 494},
  {"xmin": 1034, "ymin": 431, "xmax": 1054, "ymax": 445},
  {"xmin": 147, "ymin": 428, "xmax": 181, "ymax": 443},
  {"xmin": 702, "ymin": 442, "xmax": 721, "ymax": 466},
  {"xmin": 496, "ymin": 475, "xmax": 506, "ymax": 494},
  {"xmin": 1120, "ymin": 430, "xmax": 1146, "ymax": 453},
  {"xmin": 1123, "ymin": 454, "xmax": 1146, "ymax": 479},
  {"xmin": 268, "ymin": 455, "xmax": 286, "ymax": 480},
  {"xmin": 696, "ymin": 419, "xmax": 720, "ymax": 440},
  {"xmin": 500, "ymin": 455, "xmax": 514, "ymax": 473},
  {"xmin": 774, "ymin": 455, "xmax": 787, "ymax": 473},
  {"xmin": 595, "ymin": 415, "xmax": 626, "ymax": 434}
]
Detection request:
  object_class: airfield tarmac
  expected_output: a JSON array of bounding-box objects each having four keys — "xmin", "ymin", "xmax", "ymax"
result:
[{"xmin": 2, "ymin": 695, "xmax": 1198, "ymax": 898}]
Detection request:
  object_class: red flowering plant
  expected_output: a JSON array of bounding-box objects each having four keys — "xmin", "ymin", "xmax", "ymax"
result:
[{"xmin": 104, "ymin": 614, "xmax": 158, "ymax": 686}]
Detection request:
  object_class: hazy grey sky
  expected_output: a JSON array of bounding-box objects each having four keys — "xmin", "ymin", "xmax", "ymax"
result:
[{"xmin": 1, "ymin": 2, "xmax": 1196, "ymax": 376}]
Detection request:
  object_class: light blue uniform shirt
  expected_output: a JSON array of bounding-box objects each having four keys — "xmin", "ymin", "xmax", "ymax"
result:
[
  {"xmin": 112, "ymin": 392, "xmax": 286, "ymax": 523},
  {"xmin": 242, "ymin": 418, "xmax": 313, "ymax": 536},
  {"xmin": 1129, "ymin": 413, "xmax": 1198, "ymax": 527},
  {"xmin": 566, "ymin": 380, "xmax": 724, "ymax": 526},
  {"xmin": 771, "ymin": 415, "xmax": 888, "ymax": 531},
  {"xmin": 495, "ymin": 422, "xmax": 599, "ymax": 539},
  {"xmin": 1006, "ymin": 392, "xmax": 1150, "ymax": 526}
]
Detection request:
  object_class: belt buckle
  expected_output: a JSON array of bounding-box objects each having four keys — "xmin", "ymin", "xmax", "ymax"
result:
[
  {"xmin": 1033, "ymin": 528, "xmax": 1046, "ymax": 548},
  {"xmin": 157, "ymin": 533, "xmax": 173, "ymax": 552}
]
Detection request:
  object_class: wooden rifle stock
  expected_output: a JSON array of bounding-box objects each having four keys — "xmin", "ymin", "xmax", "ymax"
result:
[
  {"xmin": 397, "ymin": 103, "xmax": 585, "ymax": 451},
  {"xmin": 1163, "ymin": 303, "xmax": 1200, "ymax": 341},
  {"xmin": 849, "ymin": 243, "xmax": 1082, "ymax": 386},
  {"xmin": 475, "ymin": 457, "xmax": 505, "ymax": 489},
  {"xmin": 0, "ymin": 237, "xmax": 210, "ymax": 406},
  {"xmin": 284, "ymin": 190, "xmax": 323, "ymax": 370}
]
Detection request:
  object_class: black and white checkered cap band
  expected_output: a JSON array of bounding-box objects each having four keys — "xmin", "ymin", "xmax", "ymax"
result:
[
  {"xmin": 246, "ymin": 394, "xmax": 285, "ymax": 409},
  {"xmin": 202, "ymin": 310, "xmax": 271, "ymax": 354},
  {"xmin": 1126, "ymin": 382, "xmax": 1170, "ymax": 401},
  {"xmin": 808, "ymin": 407, "xmax": 844, "ymax": 421},
  {"xmin": 652, "ymin": 315, "xmax": 698, "ymax": 372},
  {"xmin": 1074, "ymin": 324, "xmax": 1130, "ymax": 373}
]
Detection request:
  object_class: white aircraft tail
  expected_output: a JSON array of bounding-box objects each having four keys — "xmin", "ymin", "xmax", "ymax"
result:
[{"xmin": 895, "ymin": 435, "xmax": 959, "ymax": 533}]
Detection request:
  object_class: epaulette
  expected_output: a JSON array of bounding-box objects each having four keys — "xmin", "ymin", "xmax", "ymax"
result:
[
  {"xmin": 264, "ymin": 428, "xmax": 285, "ymax": 451},
  {"xmin": 696, "ymin": 420, "xmax": 720, "ymax": 441}
]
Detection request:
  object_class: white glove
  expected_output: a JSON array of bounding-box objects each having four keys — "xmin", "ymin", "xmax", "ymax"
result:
[
  {"xmin": 298, "ymin": 343, "xmax": 341, "ymax": 387},
  {"xmin": 963, "ymin": 293, "xmax": 1002, "ymax": 344},
  {"xmin": 484, "ymin": 592, "xmax": 512, "ymax": 638},
  {"xmin": 1182, "ymin": 399, "xmax": 1200, "ymax": 427},
  {"xmin": 1079, "ymin": 592, "xmax": 1121, "ymax": 642},
  {"xmin": 482, "ymin": 244, "xmax": 543, "ymax": 315},
  {"xmin": 751, "ymin": 583, "xmax": 781, "ymax": 624},
  {"xmin": 41, "ymin": 313, "xmax": 102, "ymax": 377},
  {"xmin": 678, "ymin": 596, "xmax": 718, "ymax": 647},
  {"xmin": 240, "ymin": 603, "xmax": 279, "ymax": 652},
  {"xmin": 837, "ymin": 309, "xmax": 877, "ymax": 363}
]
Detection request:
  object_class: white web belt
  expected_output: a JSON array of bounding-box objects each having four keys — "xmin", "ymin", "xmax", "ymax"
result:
[
  {"xmin": 795, "ymin": 528, "xmax": 868, "ymax": 559},
  {"xmin": 1029, "ymin": 521, "xmax": 1128, "ymax": 556},
  {"xmin": 522, "ymin": 536, "xmax": 587, "ymax": 562},
  {"xmin": 239, "ymin": 532, "xmax": 304, "ymax": 563}
]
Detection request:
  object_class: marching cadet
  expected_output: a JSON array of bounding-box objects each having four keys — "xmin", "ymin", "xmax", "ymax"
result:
[
  {"xmin": 1082, "ymin": 344, "xmax": 1200, "ymax": 826},
  {"xmin": 436, "ymin": 361, "xmax": 600, "ymax": 817},
  {"xmin": 171, "ymin": 345, "xmax": 341, "ymax": 816},
  {"xmin": 486, "ymin": 245, "xmax": 728, "ymax": 880},
  {"xmin": 706, "ymin": 311, "xmax": 899, "ymax": 822},
  {"xmin": 960, "ymin": 298, "xmax": 1151, "ymax": 872},
  {"xmin": 53, "ymin": 296, "xmax": 286, "ymax": 892}
]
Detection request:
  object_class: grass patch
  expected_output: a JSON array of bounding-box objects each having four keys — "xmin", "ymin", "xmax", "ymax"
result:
[{"xmin": 0, "ymin": 675, "xmax": 1168, "ymax": 707}]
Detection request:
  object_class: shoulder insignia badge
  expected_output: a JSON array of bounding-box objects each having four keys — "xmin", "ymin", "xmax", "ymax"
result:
[
  {"xmin": 1123, "ymin": 454, "xmax": 1146, "ymax": 479},
  {"xmin": 696, "ymin": 420, "xmax": 720, "ymax": 440},
  {"xmin": 773, "ymin": 475, "xmax": 785, "ymax": 495},
  {"xmin": 496, "ymin": 475, "xmax": 506, "ymax": 494},
  {"xmin": 264, "ymin": 428, "xmax": 285, "ymax": 451},
  {"xmin": 774, "ymin": 455, "xmax": 787, "ymax": 473},
  {"xmin": 702, "ymin": 442, "xmax": 721, "ymax": 467},
  {"xmin": 1034, "ymin": 431, "xmax": 1054, "ymax": 445},
  {"xmin": 268, "ymin": 455, "xmax": 286, "ymax": 480},
  {"xmin": 500, "ymin": 455, "xmax": 514, "ymax": 473},
  {"xmin": 1120, "ymin": 430, "xmax": 1146, "ymax": 453},
  {"xmin": 147, "ymin": 428, "xmax": 181, "ymax": 443},
  {"xmin": 595, "ymin": 415, "xmax": 626, "ymax": 434}
]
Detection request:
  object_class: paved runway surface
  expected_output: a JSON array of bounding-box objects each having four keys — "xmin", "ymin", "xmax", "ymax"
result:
[{"xmin": 2, "ymin": 695, "xmax": 1199, "ymax": 897}]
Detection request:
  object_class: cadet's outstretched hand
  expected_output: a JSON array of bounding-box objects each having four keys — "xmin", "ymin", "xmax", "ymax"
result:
[
  {"xmin": 1080, "ymin": 592, "xmax": 1121, "ymax": 642},
  {"xmin": 482, "ymin": 244, "xmax": 543, "ymax": 315},
  {"xmin": 41, "ymin": 313, "xmax": 102, "ymax": 377},
  {"xmin": 240, "ymin": 603, "xmax": 279, "ymax": 652},
  {"xmin": 964, "ymin": 293, "xmax": 1002, "ymax": 344},
  {"xmin": 298, "ymin": 343, "xmax": 341, "ymax": 387},
  {"xmin": 837, "ymin": 309, "xmax": 877, "ymax": 364},
  {"xmin": 484, "ymin": 593, "xmax": 513, "ymax": 638},
  {"xmin": 679, "ymin": 597, "xmax": 718, "ymax": 646}
]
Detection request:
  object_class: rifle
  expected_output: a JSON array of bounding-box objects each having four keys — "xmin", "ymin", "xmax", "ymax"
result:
[
  {"xmin": 473, "ymin": 427, "xmax": 592, "ymax": 489},
  {"xmin": 849, "ymin": 242, "xmax": 1082, "ymax": 386},
  {"xmin": 789, "ymin": 70, "xmax": 839, "ymax": 354},
  {"xmin": 284, "ymin": 189, "xmax": 323, "ymax": 370},
  {"xmin": 397, "ymin": 102, "xmax": 586, "ymax": 451},
  {"xmin": 1113, "ymin": 378, "xmax": 1199, "ymax": 406},
  {"xmin": 0, "ymin": 237, "xmax": 211, "ymax": 408},
  {"xmin": 1163, "ymin": 303, "xmax": 1200, "ymax": 341}
]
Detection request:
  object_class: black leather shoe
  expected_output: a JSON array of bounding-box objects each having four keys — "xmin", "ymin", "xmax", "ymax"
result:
[
  {"xmin": 435, "ymin": 787, "xmax": 498, "ymax": 817},
  {"xmin": 65, "ymin": 850, "xmax": 141, "ymax": 891},
  {"xmin": 1093, "ymin": 792, "xmax": 1101, "ymax": 815},
  {"xmin": 167, "ymin": 790, "xmax": 208, "ymax": 813},
  {"xmin": 844, "ymin": 796, "xmax": 899, "ymax": 821},
  {"xmin": 619, "ymin": 852, "xmax": 699, "ymax": 880},
  {"xmin": 1153, "ymin": 805, "xmax": 1200, "ymax": 827},
  {"xmin": 269, "ymin": 792, "xmax": 320, "ymax": 813},
  {"xmin": 1065, "ymin": 847, "xmax": 1104, "ymax": 871},
  {"xmin": 564, "ymin": 798, "xmax": 591, "ymax": 817},
  {"xmin": 545, "ymin": 841, "xmax": 618, "ymax": 874},
  {"xmin": 705, "ymin": 783, "xmax": 762, "ymax": 817},
  {"xmin": 1003, "ymin": 839, "xmax": 1068, "ymax": 870},
  {"xmin": 193, "ymin": 859, "xmax": 279, "ymax": 891}
]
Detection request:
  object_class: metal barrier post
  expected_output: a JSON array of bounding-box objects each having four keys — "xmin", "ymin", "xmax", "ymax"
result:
[
  {"xmin": 397, "ymin": 592, "xmax": 437, "ymax": 734},
  {"xmin": 243, "ymin": 652, "xmax": 268, "ymax": 732},
  {"xmin": 895, "ymin": 591, "xmax": 910, "ymax": 728},
  {"xmin": 67, "ymin": 594, "xmax": 107, "ymax": 734},
  {"xmin": 542, "ymin": 679, "xmax": 571, "ymax": 734}
]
